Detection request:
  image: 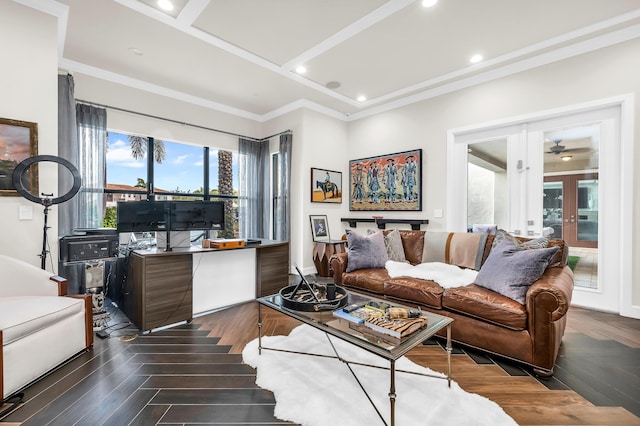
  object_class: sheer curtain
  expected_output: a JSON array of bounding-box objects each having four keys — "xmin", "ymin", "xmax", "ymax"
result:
[
  {"xmin": 274, "ymin": 133, "xmax": 292, "ymax": 241},
  {"xmin": 238, "ymin": 138, "xmax": 270, "ymax": 238},
  {"xmin": 57, "ymin": 74, "xmax": 79, "ymax": 237},
  {"xmin": 76, "ymin": 103, "xmax": 107, "ymax": 229}
]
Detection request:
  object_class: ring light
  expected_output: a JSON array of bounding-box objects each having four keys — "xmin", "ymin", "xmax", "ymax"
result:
[
  {"xmin": 12, "ymin": 155, "xmax": 81, "ymax": 206},
  {"xmin": 11, "ymin": 155, "xmax": 82, "ymax": 269}
]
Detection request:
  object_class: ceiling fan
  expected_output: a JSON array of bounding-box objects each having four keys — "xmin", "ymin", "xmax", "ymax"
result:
[{"xmin": 545, "ymin": 139, "xmax": 591, "ymax": 155}]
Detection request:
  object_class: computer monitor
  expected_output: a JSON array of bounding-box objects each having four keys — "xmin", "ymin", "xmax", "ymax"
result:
[
  {"xmin": 116, "ymin": 200, "xmax": 168, "ymax": 233},
  {"xmin": 170, "ymin": 201, "xmax": 225, "ymax": 231}
]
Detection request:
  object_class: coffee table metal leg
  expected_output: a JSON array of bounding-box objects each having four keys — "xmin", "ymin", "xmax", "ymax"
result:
[
  {"xmin": 258, "ymin": 303, "xmax": 263, "ymax": 355},
  {"xmin": 389, "ymin": 359, "xmax": 396, "ymax": 426},
  {"xmin": 446, "ymin": 323, "xmax": 452, "ymax": 387}
]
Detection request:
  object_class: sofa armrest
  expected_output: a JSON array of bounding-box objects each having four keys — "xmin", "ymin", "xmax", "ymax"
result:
[
  {"xmin": 51, "ymin": 275, "xmax": 68, "ymax": 296},
  {"xmin": 329, "ymin": 252, "xmax": 349, "ymax": 286},
  {"xmin": 526, "ymin": 266, "xmax": 574, "ymax": 322},
  {"xmin": 67, "ymin": 294, "xmax": 94, "ymax": 348},
  {"xmin": 526, "ymin": 265, "xmax": 574, "ymax": 375}
]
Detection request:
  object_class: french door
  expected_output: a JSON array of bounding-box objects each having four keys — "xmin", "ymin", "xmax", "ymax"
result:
[
  {"xmin": 543, "ymin": 173, "xmax": 598, "ymax": 248},
  {"xmin": 448, "ymin": 101, "xmax": 627, "ymax": 314}
]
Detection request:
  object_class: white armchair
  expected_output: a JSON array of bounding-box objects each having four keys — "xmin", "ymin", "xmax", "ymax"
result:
[{"xmin": 0, "ymin": 255, "xmax": 93, "ymax": 403}]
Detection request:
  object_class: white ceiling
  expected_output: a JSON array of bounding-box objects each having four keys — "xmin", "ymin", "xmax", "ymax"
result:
[{"xmin": 20, "ymin": 0, "xmax": 640, "ymax": 121}]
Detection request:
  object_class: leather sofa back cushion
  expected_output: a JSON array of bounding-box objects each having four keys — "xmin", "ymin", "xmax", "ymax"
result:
[{"xmin": 397, "ymin": 230, "xmax": 425, "ymax": 265}]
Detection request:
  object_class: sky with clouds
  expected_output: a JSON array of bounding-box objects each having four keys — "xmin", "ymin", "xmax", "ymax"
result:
[{"xmin": 106, "ymin": 132, "xmax": 238, "ymax": 193}]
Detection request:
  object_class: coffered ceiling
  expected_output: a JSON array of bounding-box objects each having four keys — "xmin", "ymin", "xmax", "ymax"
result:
[{"xmin": 18, "ymin": 0, "xmax": 640, "ymax": 121}]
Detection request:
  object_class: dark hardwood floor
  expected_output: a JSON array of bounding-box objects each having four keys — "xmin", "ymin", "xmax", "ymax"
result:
[{"xmin": 2, "ymin": 288, "xmax": 639, "ymax": 425}]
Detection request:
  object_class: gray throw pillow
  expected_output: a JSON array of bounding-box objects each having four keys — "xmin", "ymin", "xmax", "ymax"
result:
[
  {"xmin": 368, "ymin": 228, "xmax": 406, "ymax": 262},
  {"xmin": 492, "ymin": 229, "xmax": 549, "ymax": 249},
  {"xmin": 346, "ymin": 229, "xmax": 388, "ymax": 272},
  {"xmin": 384, "ymin": 229, "xmax": 407, "ymax": 262},
  {"xmin": 475, "ymin": 241, "xmax": 559, "ymax": 304}
]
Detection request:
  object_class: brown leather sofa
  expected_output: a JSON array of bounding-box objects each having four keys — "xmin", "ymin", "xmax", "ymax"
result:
[{"xmin": 330, "ymin": 230, "xmax": 574, "ymax": 377}]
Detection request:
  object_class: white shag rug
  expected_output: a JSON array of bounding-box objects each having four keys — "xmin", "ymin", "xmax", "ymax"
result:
[{"xmin": 242, "ymin": 325, "xmax": 517, "ymax": 426}]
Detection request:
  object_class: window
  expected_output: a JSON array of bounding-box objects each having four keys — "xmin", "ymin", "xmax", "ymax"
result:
[
  {"xmin": 154, "ymin": 140, "xmax": 203, "ymax": 196},
  {"xmin": 104, "ymin": 131, "xmax": 239, "ymax": 239}
]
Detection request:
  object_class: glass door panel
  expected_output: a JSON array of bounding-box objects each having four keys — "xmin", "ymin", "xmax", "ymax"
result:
[
  {"xmin": 543, "ymin": 181, "xmax": 563, "ymax": 239},
  {"xmin": 543, "ymin": 124, "xmax": 599, "ymax": 249},
  {"xmin": 577, "ymin": 178, "xmax": 598, "ymax": 243},
  {"xmin": 467, "ymin": 139, "xmax": 508, "ymax": 232}
]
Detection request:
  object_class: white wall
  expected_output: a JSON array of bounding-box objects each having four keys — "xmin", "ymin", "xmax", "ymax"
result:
[
  {"xmin": 263, "ymin": 109, "xmax": 348, "ymax": 274},
  {"xmin": 0, "ymin": 2, "xmax": 58, "ymax": 269},
  {"xmin": 347, "ymin": 39, "xmax": 640, "ymax": 308}
]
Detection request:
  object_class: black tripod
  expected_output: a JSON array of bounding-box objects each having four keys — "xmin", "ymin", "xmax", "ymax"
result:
[{"xmin": 39, "ymin": 194, "xmax": 53, "ymax": 270}]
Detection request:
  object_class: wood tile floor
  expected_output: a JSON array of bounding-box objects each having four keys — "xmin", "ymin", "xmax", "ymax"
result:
[
  {"xmin": 569, "ymin": 247, "xmax": 598, "ymax": 290},
  {"xmin": 1, "ymin": 297, "xmax": 639, "ymax": 425}
]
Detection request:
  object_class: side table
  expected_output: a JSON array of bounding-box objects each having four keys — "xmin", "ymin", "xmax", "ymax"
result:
[{"xmin": 313, "ymin": 240, "xmax": 347, "ymax": 277}]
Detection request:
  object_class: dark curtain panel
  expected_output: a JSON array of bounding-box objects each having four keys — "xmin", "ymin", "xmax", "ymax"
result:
[
  {"xmin": 57, "ymin": 74, "xmax": 78, "ymax": 237},
  {"xmin": 274, "ymin": 133, "xmax": 292, "ymax": 241},
  {"xmin": 57, "ymin": 74, "xmax": 84, "ymax": 287},
  {"xmin": 75, "ymin": 103, "xmax": 107, "ymax": 229},
  {"xmin": 238, "ymin": 138, "xmax": 270, "ymax": 238}
]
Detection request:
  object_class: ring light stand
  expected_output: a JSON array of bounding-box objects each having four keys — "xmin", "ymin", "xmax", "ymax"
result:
[{"xmin": 12, "ymin": 155, "xmax": 82, "ymax": 269}]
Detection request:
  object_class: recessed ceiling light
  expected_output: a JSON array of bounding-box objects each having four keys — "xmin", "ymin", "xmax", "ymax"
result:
[
  {"xmin": 295, "ymin": 65, "xmax": 307, "ymax": 74},
  {"xmin": 470, "ymin": 54, "xmax": 483, "ymax": 64},
  {"xmin": 422, "ymin": 0, "xmax": 438, "ymax": 7},
  {"xmin": 157, "ymin": 0, "xmax": 174, "ymax": 11},
  {"xmin": 326, "ymin": 81, "xmax": 341, "ymax": 89},
  {"xmin": 561, "ymin": 155, "xmax": 572, "ymax": 161},
  {"xmin": 357, "ymin": 95, "xmax": 367, "ymax": 102},
  {"xmin": 128, "ymin": 47, "xmax": 144, "ymax": 56}
]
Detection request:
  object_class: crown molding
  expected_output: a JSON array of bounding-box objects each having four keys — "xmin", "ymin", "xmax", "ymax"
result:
[{"xmin": 15, "ymin": 0, "xmax": 640, "ymax": 125}]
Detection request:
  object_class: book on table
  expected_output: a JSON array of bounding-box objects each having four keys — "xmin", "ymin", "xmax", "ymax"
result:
[{"xmin": 339, "ymin": 303, "xmax": 426, "ymax": 339}]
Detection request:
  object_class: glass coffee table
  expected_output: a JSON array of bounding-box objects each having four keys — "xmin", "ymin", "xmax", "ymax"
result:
[{"xmin": 257, "ymin": 290, "xmax": 453, "ymax": 426}]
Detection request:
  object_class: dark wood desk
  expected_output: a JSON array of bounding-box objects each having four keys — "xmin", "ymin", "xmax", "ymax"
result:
[
  {"xmin": 123, "ymin": 240, "xmax": 289, "ymax": 331},
  {"xmin": 313, "ymin": 240, "xmax": 347, "ymax": 277}
]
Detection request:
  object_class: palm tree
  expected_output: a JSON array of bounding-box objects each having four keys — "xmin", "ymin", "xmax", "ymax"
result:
[
  {"xmin": 128, "ymin": 135, "xmax": 166, "ymax": 163},
  {"xmin": 135, "ymin": 178, "xmax": 146, "ymax": 188},
  {"xmin": 218, "ymin": 150, "xmax": 236, "ymax": 238}
]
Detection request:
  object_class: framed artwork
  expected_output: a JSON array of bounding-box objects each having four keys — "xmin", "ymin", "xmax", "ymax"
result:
[
  {"xmin": 349, "ymin": 148, "xmax": 422, "ymax": 211},
  {"xmin": 310, "ymin": 214, "xmax": 330, "ymax": 241},
  {"xmin": 311, "ymin": 167, "xmax": 342, "ymax": 203},
  {"xmin": 0, "ymin": 117, "xmax": 38, "ymax": 196}
]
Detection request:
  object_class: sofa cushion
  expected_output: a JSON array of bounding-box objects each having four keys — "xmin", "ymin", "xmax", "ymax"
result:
[
  {"xmin": 448, "ymin": 232, "xmax": 489, "ymax": 270},
  {"xmin": 399, "ymin": 230, "xmax": 425, "ymax": 265},
  {"xmin": 475, "ymin": 241, "xmax": 560, "ymax": 304},
  {"xmin": 493, "ymin": 229, "xmax": 549, "ymax": 249},
  {"xmin": 342, "ymin": 268, "xmax": 389, "ymax": 294},
  {"xmin": 345, "ymin": 230, "xmax": 388, "ymax": 272},
  {"xmin": 0, "ymin": 296, "xmax": 85, "ymax": 345},
  {"xmin": 383, "ymin": 229, "xmax": 407, "ymax": 262},
  {"xmin": 421, "ymin": 232, "xmax": 449, "ymax": 263},
  {"xmin": 422, "ymin": 232, "xmax": 488, "ymax": 270},
  {"xmin": 384, "ymin": 277, "xmax": 444, "ymax": 308},
  {"xmin": 442, "ymin": 284, "xmax": 528, "ymax": 330},
  {"xmin": 369, "ymin": 229, "xmax": 406, "ymax": 262}
]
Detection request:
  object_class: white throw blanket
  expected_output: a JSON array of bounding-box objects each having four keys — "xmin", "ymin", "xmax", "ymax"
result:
[{"xmin": 385, "ymin": 260, "xmax": 478, "ymax": 288}]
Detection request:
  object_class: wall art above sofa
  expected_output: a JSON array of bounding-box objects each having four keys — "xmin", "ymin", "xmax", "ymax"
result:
[{"xmin": 349, "ymin": 149, "xmax": 422, "ymax": 211}]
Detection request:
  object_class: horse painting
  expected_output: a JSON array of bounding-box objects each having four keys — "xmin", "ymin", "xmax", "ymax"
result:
[{"xmin": 316, "ymin": 180, "xmax": 338, "ymax": 199}]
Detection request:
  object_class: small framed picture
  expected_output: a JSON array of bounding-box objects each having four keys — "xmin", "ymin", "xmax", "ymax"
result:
[
  {"xmin": 310, "ymin": 215, "xmax": 330, "ymax": 242},
  {"xmin": 311, "ymin": 167, "xmax": 342, "ymax": 203}
]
